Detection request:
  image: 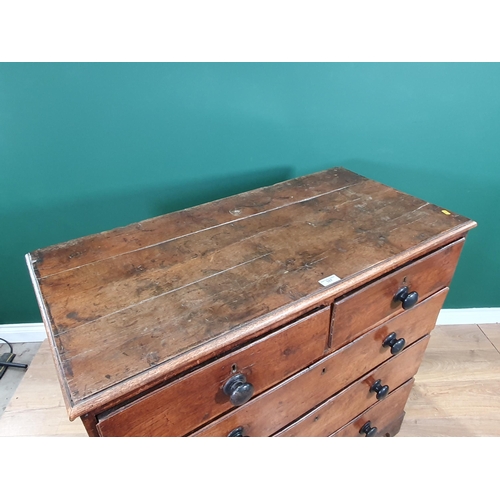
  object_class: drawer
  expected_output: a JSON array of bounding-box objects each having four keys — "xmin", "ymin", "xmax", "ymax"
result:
[
  {"xmin": 330, "ymin": 238, "xmax": 464, "ymax": 351},
  {"xmin": 350, "ymin": 287, "xmax": 447, "ymax": 365},
  {"xmin": 274, "ymin": 337, "xmax": 428, "ymax": 437},
  {"xmin": 331, "ymin": 378, "xmax": 415, "ymax": 437},
  {"xmin": 97, "ymin": 307, "xmax": 330, "ymax": 437},
  {"xmin": 192, "ymin": 333, "xmax": 429, "ymax": 437}
]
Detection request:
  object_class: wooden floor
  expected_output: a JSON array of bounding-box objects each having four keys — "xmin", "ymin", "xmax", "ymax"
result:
[
  {"xmin": 0, "ymin": 323, "xmax": 499, "ymax": 437},
  {"xmin": 398, "ymin": 323, "xmax": 500, "ymax": 437},
  {"xmin": 0, "ymin": 342, "xmax": 41, "ymax": 418}
]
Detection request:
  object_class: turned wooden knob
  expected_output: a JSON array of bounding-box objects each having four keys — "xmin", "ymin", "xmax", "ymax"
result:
[
  {"xmin": 383, "ymin": 332, "xmax": 406, "ymax": 355},
  {"xmin": 223, "ymin": 374, "xmax": 254, "ymax": 406},
  {"xmin": 227, "ymin": 426, "xmax": 247, "ymax": 437},
  {"xmin": 359, "ymin": 421, "xmax": 377, "ymax": 437},
  {"xmin": 394, "ymin": 286, "xmax": 419, "ymax": 310},
  {"xmin": 370, "ymin": 379, "xmax": 389, "ymax": 400}
]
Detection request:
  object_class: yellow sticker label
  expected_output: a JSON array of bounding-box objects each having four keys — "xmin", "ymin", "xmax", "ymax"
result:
[{"xmin": 441, "ymin": 209, "xmax": 451, "ymax": 215}]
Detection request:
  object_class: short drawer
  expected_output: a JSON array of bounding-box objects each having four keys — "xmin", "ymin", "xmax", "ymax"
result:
[
  {"xmin": 331, "ymin": 378, "xmax": 415, "ymax": 437},
  {"xmin": 274, "ymin": 337, "xmax": 428, "ymax": 437},
  {"xmin": 347, "ymin": 287, "xmax": 447, "ymax": 367},
  {"xmin": 192, "ymin": 333, "xmax": 429, "ymax": 437},
  {"xmin": 330, "ymin": 238, "xmax": 464, "ymax": 351},
  {"xmin": 97, "ymin": 307, "xmax": 330, "ymax": 437}
]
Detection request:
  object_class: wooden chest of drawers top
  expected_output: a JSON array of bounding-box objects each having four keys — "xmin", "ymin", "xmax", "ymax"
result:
[{"xmin": 26, "ymin": 167, "xmax": 476, "ymax": 423}]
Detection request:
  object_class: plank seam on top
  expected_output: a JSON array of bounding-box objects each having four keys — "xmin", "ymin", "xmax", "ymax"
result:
[
  {"xmin": 53, "ymin": 251, "xmax": 272, "ymax": 343},
  {"xmin": 35, "ymin": 179, "xmax": 361, "ymax": 279},
  {"xmin": 46, "ymin": 182, "xmax": 401, "ymax": 335},
  {"xmin": 44, "ymin": 187, "xmax": 467, "ymax": 339}
]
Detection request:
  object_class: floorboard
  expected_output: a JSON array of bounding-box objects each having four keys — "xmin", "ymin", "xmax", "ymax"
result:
[
  {"xmin": 398, "ymin": 324, "xmax": 500, "ymax": 437},
  {"xmin": 0, "ymin": 342, "xmax": 41, "ymax": 418},
  {"xmin": 0, "ymin": 341, "xmax": 86, "ymax": 437},
  {"xmin": 478, "ymin": 323, "xmax": 500, "ymax": 353}
]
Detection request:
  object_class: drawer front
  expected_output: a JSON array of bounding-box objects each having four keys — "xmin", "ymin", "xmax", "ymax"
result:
[
  {"xmin": 350, "ymin": 287, "xmax": 447, "ymax": 368},
  {"xmin": 314, "ymin": 288, "xmax": 446, "ymax": 394},
  {"xmin": 274, "ymin": 337, "xmax": 427, "ymax": 437},
  {"xmin": 330, "ymin": 238, "xmax": 464, "ymax": 351},
  {"xmin": 192, "ymin": 334, "xmax": 429, "ymax": 437},
  {"xmin": 331, "ymin": 378, "xmax": 415, "ymax": 437},
  {"xmin": 97, "ymin": 307, "xmax": 330, "ymax": 437},
  {"xmin": 189, "ymin": 288, "xmax": 443, "ymax": 437}
]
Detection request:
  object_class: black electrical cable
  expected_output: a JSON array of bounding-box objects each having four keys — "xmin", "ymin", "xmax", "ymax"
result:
[
  {"xmin": 0, "ymin": 337, "xmax": 14, "ymax": 354},
  {"xmin": 0, "ymin": 337, "xmax": 28, "ymax": 370}
]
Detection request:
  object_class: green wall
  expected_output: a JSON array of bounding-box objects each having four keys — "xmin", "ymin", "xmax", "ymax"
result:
[{"xmin": 1, "ymin": 63, "xmax": 498, "ymax": 324}]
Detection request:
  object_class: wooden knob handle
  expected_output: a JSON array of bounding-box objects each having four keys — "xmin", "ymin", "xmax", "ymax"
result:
[
  {"xmin": 370, "ymin": 379, "xmax": 389, "ymax": 400},
  {"xmin": 359, "ymin": 421, "xmax": 377, "ymax": 437},
  {"xmin": 228, "ymin": 426, "xmax": 247, "ymax": 437},
  {"xmin": 383, "ymin": 332, "xmax": 406, "ymax": 355},
  {"xmin": 394, "ymin": 286, "xmax": 419, "ymax": 310},
  {"xmin": 223, "ymin": 374, "xmax": 254, "ymax": 406}
]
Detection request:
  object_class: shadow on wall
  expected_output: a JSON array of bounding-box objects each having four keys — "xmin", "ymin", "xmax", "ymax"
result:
[{"xmin": 1, "ymin": 166, "xmax": 294, "ymax": 323}]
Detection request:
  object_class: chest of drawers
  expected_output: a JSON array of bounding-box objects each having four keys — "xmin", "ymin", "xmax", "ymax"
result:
[{"xmin": 26, "ymin": 167, "xmax": 476, "ymax": 437}]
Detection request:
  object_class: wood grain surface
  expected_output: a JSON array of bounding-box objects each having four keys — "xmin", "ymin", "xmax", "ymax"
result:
[
  {"xmin": 332, "ymin": 379, "xmax": 414, "ymax": 437},
  {"xmin": 31, "ymin": 168, "xmax": 364, "ymax": 277},
  {"xmin": 192, "ymin": 335, "xmax": 429, "ymax": 436},
  {"xmin": 273, "ymin": 337, "xmax": 428, "ymax": 437},
  {"xmin": 97, "ymin": 308, "xmax": 330, "ymax": 437},
  {"xmin": 398, "ymin": 324, "xmax": 500, "ymax": 437},
  {"xmin": 25, "ymin": 167, "xmax": 476, "ymax": 419}
]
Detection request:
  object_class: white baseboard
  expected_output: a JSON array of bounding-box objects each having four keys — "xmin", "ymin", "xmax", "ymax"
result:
[
  {"xmin": 0, "ymin": 323, "xmax": 47, "ymax": 343},
  {"xmin": 436, "ymin": 308, "xmax": 500, "ymax": 326},
  {"xmin": 0, "ymin": 308, "xmax": 499, "ymax": 343}
]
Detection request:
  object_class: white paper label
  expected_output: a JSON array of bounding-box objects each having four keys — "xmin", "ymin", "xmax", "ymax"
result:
[{"xmin": 318, "ymin": 274, "xmax": 341, "ymax": 286}]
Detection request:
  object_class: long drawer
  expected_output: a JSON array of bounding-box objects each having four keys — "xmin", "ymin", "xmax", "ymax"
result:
[
  {"xmin": 97, "ymin": 307, "xmax": 330, "ymax": 437},
  {"xmin": 193, "ymin": 334, "xmax": 429, "ymax": 437},
  {"xmin": 331, "ymin": 378, "xmax": 415, "ymax": 437},
  {"xmin": 274, "ymin": 337, "xmax": 428, "ymax": 437}
]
